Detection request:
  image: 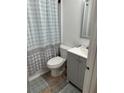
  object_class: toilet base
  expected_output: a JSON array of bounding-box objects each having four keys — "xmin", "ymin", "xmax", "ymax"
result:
[{"xmin": 51, "ymin": 67, "xmax": 65, "ymax": 77}]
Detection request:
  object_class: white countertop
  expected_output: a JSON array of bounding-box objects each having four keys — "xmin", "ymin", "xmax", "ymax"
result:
[{"xmin": 68, "ymin": 47, "xmax": 88, "ymax": 59}]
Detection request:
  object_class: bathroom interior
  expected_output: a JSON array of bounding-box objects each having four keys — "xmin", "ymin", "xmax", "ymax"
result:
[{"xmin": 27, "ymin": 0, "xmax": 97, "ymax": 93}]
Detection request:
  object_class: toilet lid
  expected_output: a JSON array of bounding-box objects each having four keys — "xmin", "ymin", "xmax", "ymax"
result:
[{"xmin": 47, "ymin": 56, "xmax": 65, "ymax": 66}]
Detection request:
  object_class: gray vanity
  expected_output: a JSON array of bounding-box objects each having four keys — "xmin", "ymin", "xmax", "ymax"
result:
[{"xmin": 67, "ymin": 47, "xmax": 88, "ymax": 90}]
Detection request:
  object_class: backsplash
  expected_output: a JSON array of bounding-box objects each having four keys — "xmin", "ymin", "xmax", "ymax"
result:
[{"xmin": 80, "ymin": 38, "xmax": 90, "ymax": 48}]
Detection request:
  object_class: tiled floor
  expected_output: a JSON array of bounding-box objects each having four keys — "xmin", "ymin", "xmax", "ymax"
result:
[
  {"xmin": 58, "ymin": 84, "xmax": 81, "ymax": 93},
  {"xmin": 42, "ymin": 71, "xmax": 67, "ymax": 93},
  {"xmin": 28, "ymin": 71, "xmax": 81, "ymax": 93}
]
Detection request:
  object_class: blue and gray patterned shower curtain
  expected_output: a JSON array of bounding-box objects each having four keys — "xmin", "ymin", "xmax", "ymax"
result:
[{"xmin": 27, "ymin": 0, "xmax": 60, "ymax": 76}]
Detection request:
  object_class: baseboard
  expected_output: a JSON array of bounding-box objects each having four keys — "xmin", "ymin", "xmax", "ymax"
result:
[{"xmin": 28, "ymin": 68, "xmax": 49, "ymax": 81}]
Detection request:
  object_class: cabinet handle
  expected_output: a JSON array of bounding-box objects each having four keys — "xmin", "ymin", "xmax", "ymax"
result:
[{"xmin": 86, "ymin": 66, "xmax": 90, "ymax": 70}]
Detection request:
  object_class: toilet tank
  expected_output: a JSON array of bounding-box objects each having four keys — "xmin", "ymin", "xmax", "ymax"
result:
[{"xmin": 60, "ymin": 44, "xmax": 71, "ymax": 59}]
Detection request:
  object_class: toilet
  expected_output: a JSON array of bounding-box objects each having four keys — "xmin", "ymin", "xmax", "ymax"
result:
[{"xmin": 47, "ymin": 45, "xmax": 71, "ymax": 77}]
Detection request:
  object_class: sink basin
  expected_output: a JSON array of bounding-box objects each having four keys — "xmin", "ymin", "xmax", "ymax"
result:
[{"xmin": 68, "ymin": 47, "xmax": 88, "ymax": 59}]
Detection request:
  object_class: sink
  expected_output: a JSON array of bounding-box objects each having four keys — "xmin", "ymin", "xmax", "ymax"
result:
[{"xmin": 68, "ymin": 47, "xmax": 88, "ymax": 59}]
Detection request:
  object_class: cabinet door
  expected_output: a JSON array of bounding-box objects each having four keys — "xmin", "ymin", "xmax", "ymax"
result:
[
  {"xmin": 67, "ymin": 53, "xmax": 79, "ymax": 86},
  {"xmin": 67, "ymin": 52, "xmax": 87, "ymax": 90},
  {"xmin": 78, "ymin": 58, "xmax": 86, "ymax": 89}
]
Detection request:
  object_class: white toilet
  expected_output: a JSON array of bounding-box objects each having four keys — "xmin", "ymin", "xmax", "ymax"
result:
[{"xmin": 47, "ymin": 45, "xmax": 71, "ymax": 77}]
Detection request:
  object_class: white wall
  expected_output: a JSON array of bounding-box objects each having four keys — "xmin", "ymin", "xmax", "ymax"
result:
[
  {"xmin": 61, "ymin": 0, "xmax": 89, "ymax": 47},
  {"xmin": 61, "ymin": 0, "xmax": 82, "ymax": 47}
]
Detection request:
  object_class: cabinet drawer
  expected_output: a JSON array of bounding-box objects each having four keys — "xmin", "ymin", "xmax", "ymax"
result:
[{"xmin": 67, "ymin": 52, "xmax": 87, "ymax": 64}]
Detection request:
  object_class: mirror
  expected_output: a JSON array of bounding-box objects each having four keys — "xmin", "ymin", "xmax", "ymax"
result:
[{"xmin": 80, "ymin": 0, "xmax": 91, "ymax": 39}]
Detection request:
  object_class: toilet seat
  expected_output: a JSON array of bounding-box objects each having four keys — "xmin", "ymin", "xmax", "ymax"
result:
[{"xmin": 47, "ymin": 56, "xmax": 65, "ymax": 69}]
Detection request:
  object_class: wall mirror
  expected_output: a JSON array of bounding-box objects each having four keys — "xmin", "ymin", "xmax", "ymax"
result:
[{"xmin": 80, "ymin": 0, "xmax": 91, "ymax": 39}]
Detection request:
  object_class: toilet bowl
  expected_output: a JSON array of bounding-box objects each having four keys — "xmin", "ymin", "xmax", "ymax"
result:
[
  {"xmin": 47, "ymin": 56, "xmax": 66, "ymax": 77},
  {"xmin": 47, "ymin": 44, "xmax": 71, "ymax": 77}
]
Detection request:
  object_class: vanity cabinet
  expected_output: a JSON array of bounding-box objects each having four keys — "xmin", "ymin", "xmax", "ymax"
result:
[{"xmin": 67, "ymin": 51, "xmax": 87, "ymax": 90}]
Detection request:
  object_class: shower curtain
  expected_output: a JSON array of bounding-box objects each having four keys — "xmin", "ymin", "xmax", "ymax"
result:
[{"xmin": 27, "ymin": 0, "xmax": 60, "ymax": 76}]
